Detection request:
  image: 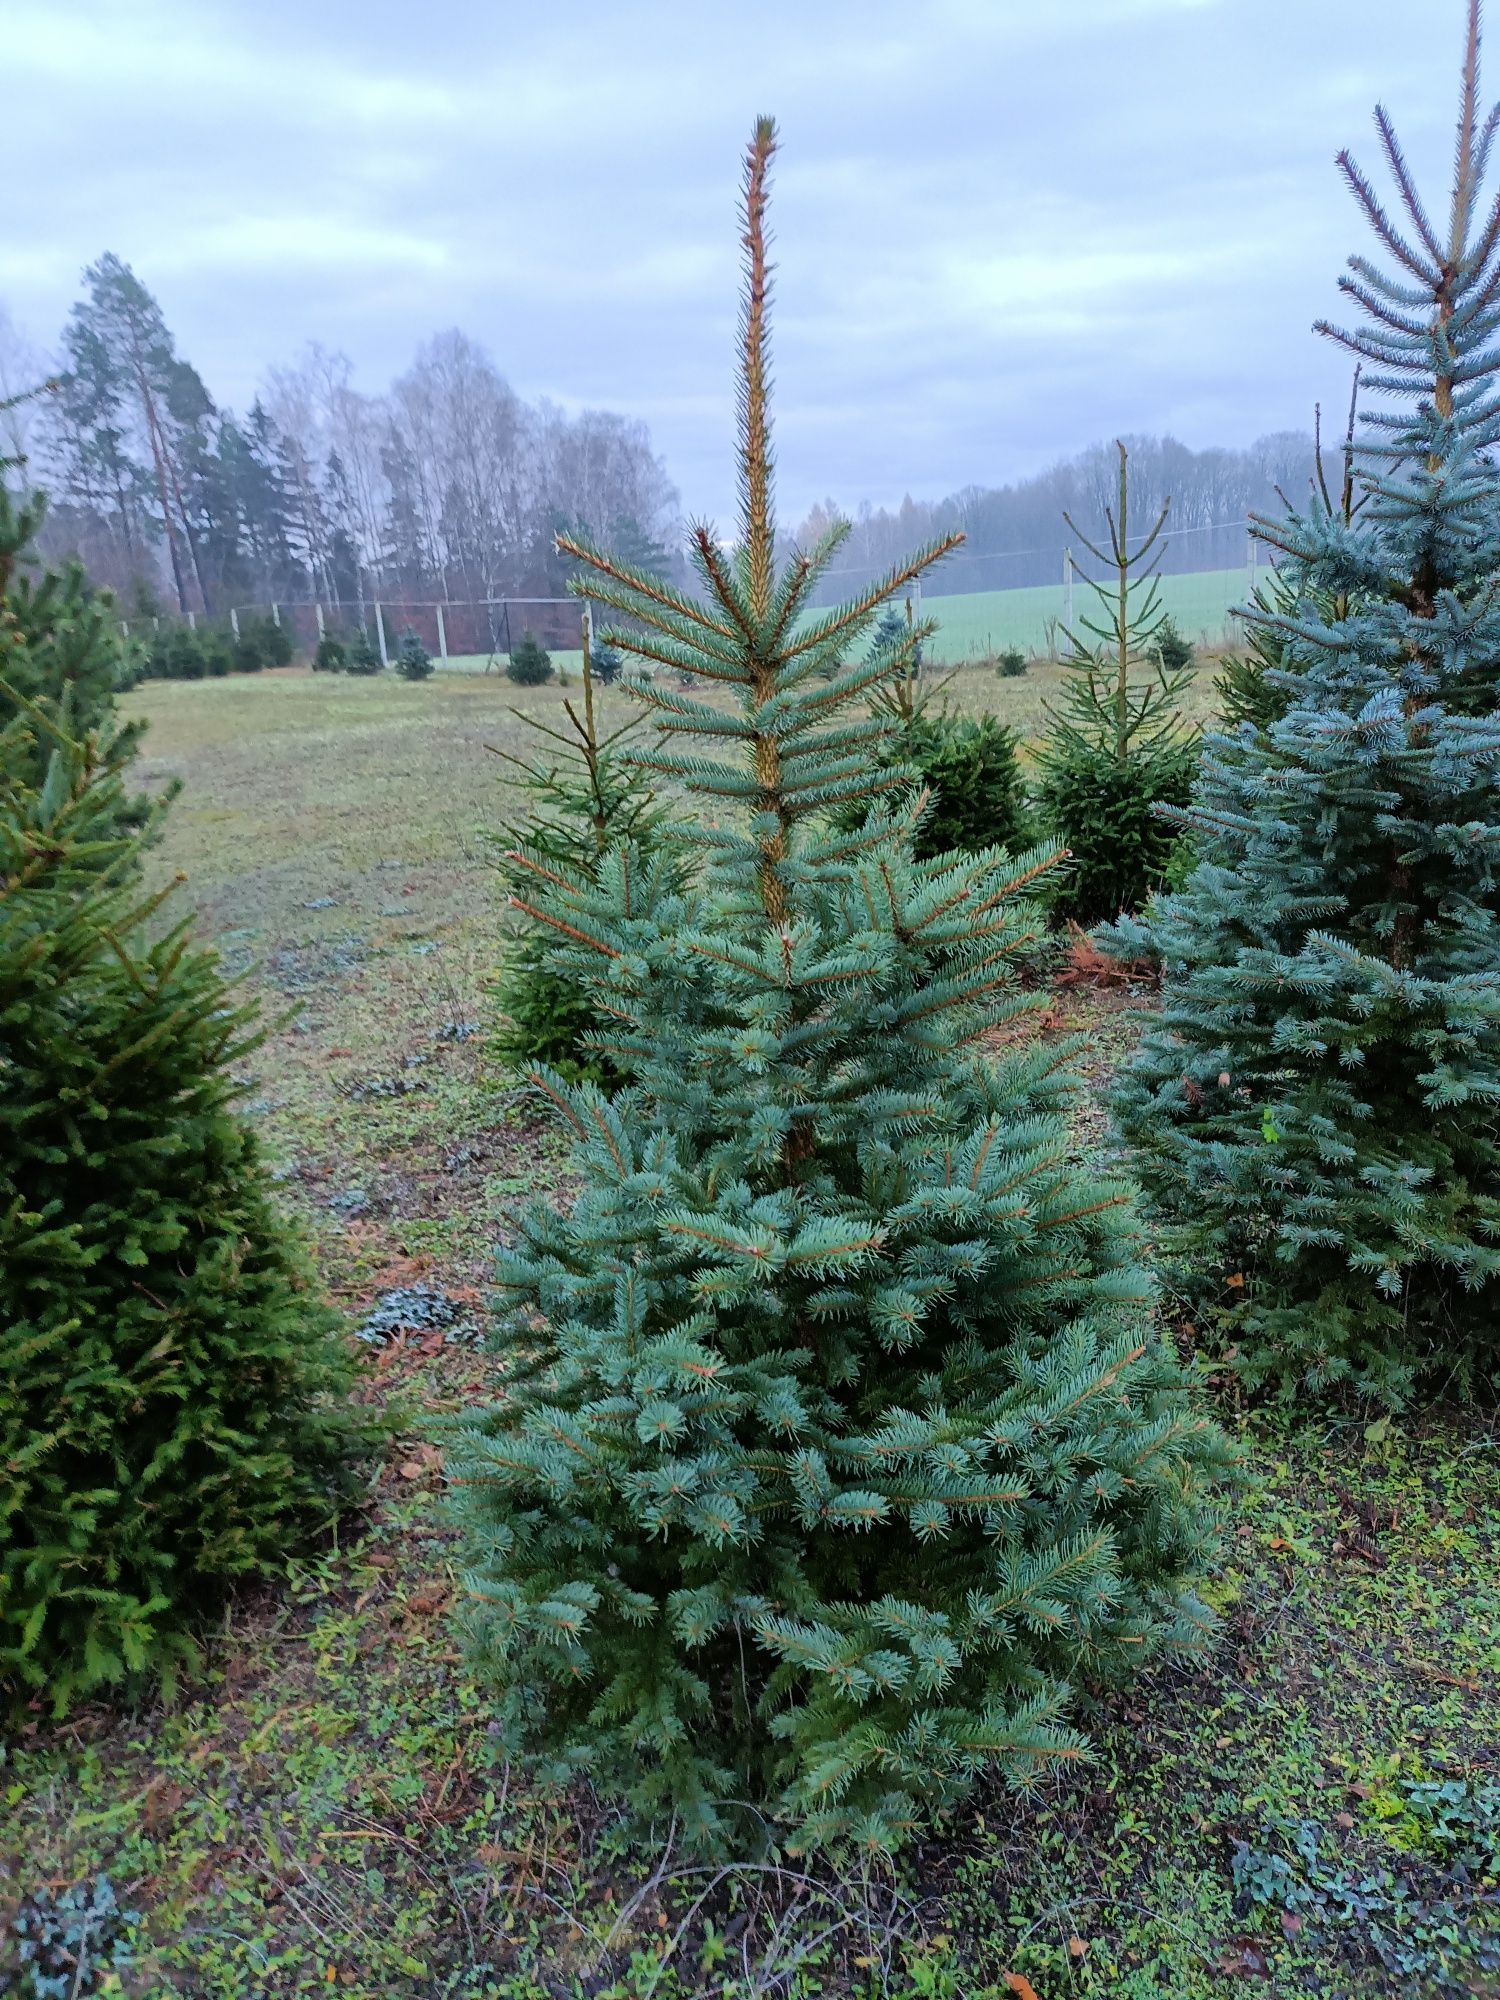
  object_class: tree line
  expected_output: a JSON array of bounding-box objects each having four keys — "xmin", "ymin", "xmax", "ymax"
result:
[
  {"xmin": 785, "ymin": 428, "xmax": 1335, "ymax": 599},
  {"xmin": 5, "ymin": 255, "xmax": 1336, "ymax": 626},
  {"xmin": 13, "ymin": 257, "xmax": 681, "ymax": 621}
]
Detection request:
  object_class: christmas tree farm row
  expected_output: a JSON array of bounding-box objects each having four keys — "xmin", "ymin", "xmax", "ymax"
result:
[{"xmin": 3, "ymin": 7, "xmax": 1498, "ymax": 1889}]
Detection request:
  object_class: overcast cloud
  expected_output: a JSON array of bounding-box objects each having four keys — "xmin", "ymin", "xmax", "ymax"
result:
[{"xmin": 3, "ymin": 0, "xmax": 1472, "ymax": 526}]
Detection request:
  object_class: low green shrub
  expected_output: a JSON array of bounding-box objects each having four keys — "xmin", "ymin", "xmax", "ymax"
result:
[
  {"xmin": 345, "ymin": 627, "xmax": 383, "ymax": 675},
  {"xmin": 1037, "ymin": 743, "xmax": 1197, "ymax": 924},
  {"xmin": 142, "ymin": 614, "xmax": 294, "ymax": 682},
  {"xmin": 1153, "ymin": 615, "xmax": 1195, "ymax": 675},
  {"xmin": 838, "ymin": 708, "xmax": 1032, "ymax": 862},
  {"xmin": 590, "ymin": 639, "xmax": 623, "ymax": 684},
  {"xmin": 506, "ymin": 631, "xmax": 553, "ymax": 686},
  {"xmin": 395, "ymin": 629, "xmax": 434, "ymax": 681},
  {"xmin": 902, "ymin": 710, "xmax": 1033, "ymax": 858},
  {"xmin": 313, "ymin": 632, "xmax": 347, "ymax": 673},
  {"xmin": 146, "ymin": 625, "xmax": 206, "ymax": 680},
  {"xmin": 200, "ymin": 629, "xmax": 234, "ymax": 678},
  {"xmin": 228, "ymin": 613, "xmax": 292, "ymax": 674},
  {"xmin": 996, "ymin": 646, "xmax": 1028, "ymax": 678}
]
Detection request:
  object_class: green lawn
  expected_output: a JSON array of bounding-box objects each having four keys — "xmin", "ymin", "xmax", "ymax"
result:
[{"xmin": 4, "ymin": 668, "xmax": 1496, "ymax": 2000}]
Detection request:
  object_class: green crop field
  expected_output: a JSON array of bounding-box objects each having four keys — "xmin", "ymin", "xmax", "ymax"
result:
[
  {"xmin": 441, "ymin": 565, "xmax": 1252, "ymax": 675},
  {"xmin": 912, "ymin": 564, "xmax": 1254, "ymax": 663}
]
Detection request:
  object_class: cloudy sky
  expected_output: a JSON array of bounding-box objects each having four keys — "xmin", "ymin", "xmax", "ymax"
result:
[{"xmin": 3, "ymin": 0, "xmax": 1475, "ymax": 525}]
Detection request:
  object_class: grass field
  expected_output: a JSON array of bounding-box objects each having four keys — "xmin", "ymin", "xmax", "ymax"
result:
[
  {"xmin": 4, "ymin": 667, "xmax": 1497, "ymax": 2000},
  {"xmin": 906, "ymin": 566, "xmax": 1252, "ymax": 663},
  {"xmin": 440, "ymin": 565, "xmax": 1254, "ymax": 676}
]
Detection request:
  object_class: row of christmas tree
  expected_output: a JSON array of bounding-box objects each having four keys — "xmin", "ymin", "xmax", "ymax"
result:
[{"xmin": 5, "ymin": 5, "xmax": 1498, "ymax": 1872}]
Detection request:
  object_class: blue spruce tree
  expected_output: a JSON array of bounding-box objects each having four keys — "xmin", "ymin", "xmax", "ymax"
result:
[
  {"xmin": 1107, "ymin": 1, "xmax": 1500, "ymax": 1405},
  {"xmin": 452, "ymin": 119, "xmax": 1230, "ymax": 1856}
]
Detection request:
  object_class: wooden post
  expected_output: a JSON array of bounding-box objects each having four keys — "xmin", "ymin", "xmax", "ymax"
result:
[
  {"xmin": 435, "ymin": 602, "xmax": 448, "ymax": 661},
  {"xmin": 374, "ymin": 602, "xmax": 389, "ymax": 667}
]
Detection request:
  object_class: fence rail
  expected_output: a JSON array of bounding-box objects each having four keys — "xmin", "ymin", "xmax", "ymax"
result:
[
  {"xmin": 121, "ymin": 595, "xmax": 589, "ymax": 664},
  {"xmin": 121, "ymin": 519, "xmax": 1273, "ymax": 664}
]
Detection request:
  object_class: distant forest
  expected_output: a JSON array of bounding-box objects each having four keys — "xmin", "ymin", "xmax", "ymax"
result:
[
  {"xmin": 0, "ymin": 256, "xmax": 681, "ymax": 620},
  {"xmin": 2, "ymin": 260, "xmax": 1331, "ymax": 618},
  {"xmin": 784, "ymin": 428, "xmax": 1334, "ymax": 601}
]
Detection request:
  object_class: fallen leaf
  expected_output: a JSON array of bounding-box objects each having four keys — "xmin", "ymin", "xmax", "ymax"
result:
[
  {"xmin": 1218, "ymin": 1941, "xmax": 1271, "ymax": 1977},
  {"xmin": 1334, "ymin": 1812, "xmax": 1354, "ymax": 1831},
  {"xmin": 1280, "ymin": 1911, "xmax": 1302, "ymax": 1939},
  {"xmin": 1068, "ymin": 1935, "xmax": 1087, "ymax": 1958},
  {"xmin": 1003, "ymin": 1976, "xmax": 1041, "ymax": 2000}
]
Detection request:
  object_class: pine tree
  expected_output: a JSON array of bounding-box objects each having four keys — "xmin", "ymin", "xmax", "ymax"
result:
[
  {"xmin": 345, "ymin": 625, "xmax": 382, "ymax": 675},
  {"xmin": 0, "ymin": 475, "xmax": 150, "ymax": 828},
  {"xmin": 591, "ymin": 638, "xmax": 624, "ymax": 685},
  {"xmin": 1106, "ymin": 5, "xmax": 1500, "ymax": 1405},
  {"xmin": 452, "ymin": 120, "xmax": 1230, "ymax": 1858},
  {"xmin": 313, "ymin": 631, "xmax": 347, "ymax": 673},
  {"xmin": 870, "ymin": 601, "xmax": 922, "ymax": 676},
  {"xmin": 491, "ymin": 618, "xmax": 670, "ymax": 1080},
  {"xmin": 62, "ymin": 256, "xmax": 207, "ymax": 615},
  {"xmin": 395, "ymin": 627, "xmax": 433, "ymax": 681},
  {"xmin": 506, "ymin": 631, "xmax": 553, "ymax": 686},
  {"xmin": 1, "ymin": 553, "xmax": 368, "ymax": 1714},
  {"xmin": 1215, "ymin": 383, "xmax": 1364, "ymax": 739},
  {"xmin": 1038, "ymin": 442, "xmax": 1198, "ymax": 923},
  {"xmin": 841, "ymin": 608, "xmax": 1032, "ymax": 862}
]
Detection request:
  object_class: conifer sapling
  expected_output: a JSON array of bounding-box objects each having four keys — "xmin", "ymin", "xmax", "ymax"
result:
[
  {"xmin": 1038, "ymin": 443, "xmax": 1198, "ymax": 922},
  {"xmin": 1107, "ymin": 3, "xmax": 1500, "ymax": 1404},
  {"xmin": 491, "ymin": 614, "xmax": 671, "ymax": 1080},
  {"xmin": 452, "ymin": 119, "xmax": 1230, "ymax": 1857},
  {"xmin": 0, "ymin": 483, "xmax": 368, "ymax": 1714}
]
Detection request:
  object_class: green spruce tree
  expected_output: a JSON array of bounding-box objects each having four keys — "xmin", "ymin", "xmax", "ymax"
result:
[
  {"xmin": 491, "ymin": 616, "xmax": 670, "ymax": 1080},
  {"xmin": 1107, "ymin": 5, "xmax": 1500, "ymax": 1405},
  {"xmin": 395, "ymin": 627, "xmax": 434, "ymax": 681},
  {"xmin": 0, "ymin": 479, "xmax": 146, "ymax": 817},
  {"xmin": 452, "ymin": 119, "xmax": 1230, "ymax": 1858},
  {"xmin": 1, "ymin": 478, "xmax": 368, "ymax": 1714},
  {"xmin": 1038, "ymin": 443, "xmax": 1198, "ymax": 922},
  {"xmin": 345, "ymin": 625, "xmax": 383, "ymax": 674},
  {"xmin": 506, "ymin": 631, "xmax": 553, "ymax": 686},
  {"xmin": 842, "ymin": 606, "xmax": 1032, "ymax": 861},
  {"xmin": 1215, "ymin": 384, "xmax": 1363, "ymax": 738},
  {"xmin": 0, "ymin": 715, "xmax": 367, "ymax": 1716}
]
